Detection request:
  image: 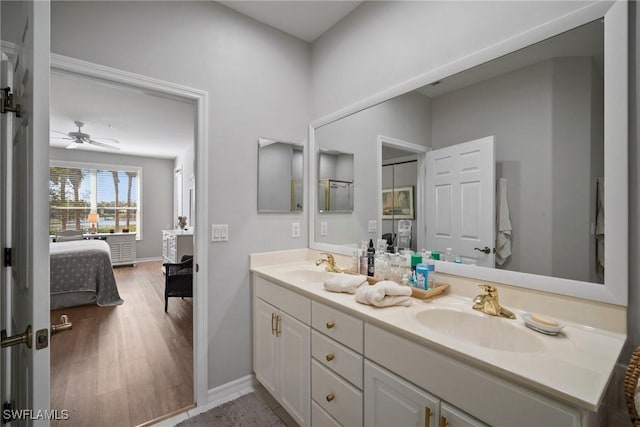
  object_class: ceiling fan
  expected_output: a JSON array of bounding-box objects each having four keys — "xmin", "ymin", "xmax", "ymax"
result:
[{"xmin": 50, "ymin": 121, "xmax": 120, "ymax": 151}]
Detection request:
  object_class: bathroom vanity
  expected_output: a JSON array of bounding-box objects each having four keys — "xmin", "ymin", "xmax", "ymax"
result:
[{"xmin": 251, "ymin": 249, "xmax": 625, "ymax": 427}]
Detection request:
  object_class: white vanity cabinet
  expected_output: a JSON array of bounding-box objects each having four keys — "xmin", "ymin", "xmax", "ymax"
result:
[
  {"xmin": 253, "ymin": 276, "xmax": 311, "ymax": 427},
  {"xmin": 364, "ymin": 360, "xmax": 487, "ymax": 427}
]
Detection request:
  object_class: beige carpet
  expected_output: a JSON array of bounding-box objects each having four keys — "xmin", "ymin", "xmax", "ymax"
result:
[{"xmin": 175, "ymin": 393, "xmax": 285, "ymax": 427}]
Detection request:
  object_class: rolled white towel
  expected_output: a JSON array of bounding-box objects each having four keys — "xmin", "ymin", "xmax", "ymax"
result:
[
  {"xmin": 355, "ymin": 280, "xmax": 412, "ymax": 307},
  {"xmin": 323, "ymin": 273, "xmax": 367, "ymax": 294}
]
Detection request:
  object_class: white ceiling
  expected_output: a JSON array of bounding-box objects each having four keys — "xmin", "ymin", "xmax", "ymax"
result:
[
  {"xmin": 217, "ymin": 1, "xmax": 362, "ymax": 42},
  {"xmin": 50, "ymin": 71, "xmax": 196, "ymax": 159}
]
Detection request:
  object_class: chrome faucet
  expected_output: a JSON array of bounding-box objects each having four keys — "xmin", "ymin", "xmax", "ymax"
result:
[
  {"xmin": 472, "ymin": 284, "xmax": 515, "ymax": 319},
  {"xmin": 315, "ymin": 253, "xmax": 342, "ymax": 273}
]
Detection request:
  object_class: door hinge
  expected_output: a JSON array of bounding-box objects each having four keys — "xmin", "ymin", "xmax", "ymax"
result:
[
  {"xmin": 0, "ymin": 87, "xmax": 21, "ymax": 117},
  {"xmin": 2, "ymin": 401, "xmax": 13, "ymax": 424},
  {"xmin": 3, "ymin": 248, "xmax": 11, "ymax": 267}
]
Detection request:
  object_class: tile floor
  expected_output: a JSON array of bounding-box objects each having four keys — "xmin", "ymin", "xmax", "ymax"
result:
[{"xmin": 152, "ymin": 383, "xmax": 299, "ymax": 427}]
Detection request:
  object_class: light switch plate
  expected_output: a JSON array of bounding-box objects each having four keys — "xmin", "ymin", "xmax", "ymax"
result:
[
  {"xmin": 368, "ymin": 220, "xmax": 377, "ymax": 233},
  {"xmin": 292, "ymin": 222, "xmax": 300, "ymax": 238},
  {"xmin": 211, "ymin": 224, "xmax": 229, "ymax": 242},
  {"xmin": 320, "ymin": 221, "xmax": 328, "ymax": 236}
]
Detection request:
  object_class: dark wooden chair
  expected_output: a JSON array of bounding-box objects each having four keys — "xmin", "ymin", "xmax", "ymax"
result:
[{"xmin": 163, "ymin": 255, "xmax": 193, "ymax": 312}]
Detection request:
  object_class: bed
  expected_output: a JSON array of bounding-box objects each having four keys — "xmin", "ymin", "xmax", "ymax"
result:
[{"xmin": 50, "ymin": 240, "xmax": 124, "ymax": 309}]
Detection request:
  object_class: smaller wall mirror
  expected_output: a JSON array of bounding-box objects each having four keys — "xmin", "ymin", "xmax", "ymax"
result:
[
  {"xmin": 258, "ymin": 137, "xmax": 303, "ymax": 212},
  {"xmin": 318, "ymin": 150, "xmax": 354, "ymax": 213}
]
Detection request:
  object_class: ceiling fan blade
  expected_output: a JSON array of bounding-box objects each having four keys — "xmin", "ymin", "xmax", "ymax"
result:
[
  {"xmin": 51, "ymin": 130, "xmax": 70, "ymax": 136},
  {"xmin": 91, "ymin": 137, "xmax": 120, "ymax": 144},
  {"xmin": 49, "ymin": 136, "xmax": 73, "ymax": 140},
  {"xmin": 89, "ymin": 139, "xmax": 120, "ymax": 151},
  {"xmin": 65, "ymin": 141, "xmax": 78, "ymax": 149}
]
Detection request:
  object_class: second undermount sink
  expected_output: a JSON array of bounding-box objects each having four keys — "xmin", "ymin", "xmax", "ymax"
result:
[{"xmin": 416, "ymin": 309, "xmax": 543, "ymax": 353}]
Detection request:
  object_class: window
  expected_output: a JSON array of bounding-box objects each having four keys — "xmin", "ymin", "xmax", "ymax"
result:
[{"xmin": 49, "ymin": 162, "xmax": 142, "ymax": 238}]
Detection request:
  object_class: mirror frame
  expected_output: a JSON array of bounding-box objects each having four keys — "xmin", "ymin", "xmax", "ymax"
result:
[{"xmin": 309, "ymin": 1, "xmax": 627, "ymax": 305}]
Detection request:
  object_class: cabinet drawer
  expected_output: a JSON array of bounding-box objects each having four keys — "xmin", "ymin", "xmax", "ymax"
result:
[
  {"xmin": 312, "ymin": 330, "xmax": 363, "ymax": 388},
  {"xmin": 254, "ymin": 275, "xmax": 310, "ymax": 324},
  {"xmin": 312, "ymin": 359, "xmax": 363, "ymax": 427},
  {"xmin": 312, "ymin": 400, "xmax": 341, "ymax": 427},
  {"xmin": 312, "ymin": 301, "xmax": 363, "ymax": 352}
]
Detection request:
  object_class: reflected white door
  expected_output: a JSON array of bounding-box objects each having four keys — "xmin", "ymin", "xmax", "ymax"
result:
[
  {"xmin": 1, "ymin": 1, "xmax": 51, "ymax": 423},
  {"xmin": 426, "ymin": 137, "xmax": 495, "ymax": 267}
]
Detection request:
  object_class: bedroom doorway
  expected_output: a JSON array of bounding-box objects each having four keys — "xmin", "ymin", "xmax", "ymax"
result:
[{"xmin": 48, "ymin": 56, "xmax": 209, "ymax": 425}]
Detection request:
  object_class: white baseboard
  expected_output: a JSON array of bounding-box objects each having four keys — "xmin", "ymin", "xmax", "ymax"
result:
[{"xmin": 207, "ymin": 374, "xmax": 256, "ymax": 406}]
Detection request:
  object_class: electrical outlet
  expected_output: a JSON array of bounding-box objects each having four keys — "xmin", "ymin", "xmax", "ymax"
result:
[
  {"xmin": 292, "ymin": 222, "xmax": 300, "ymax": 238},
  {"xmin": 211, "ymin": 224, "xmax": 229, "ymax": 242},
  {"xmin": 368, "ymin": 220, "xmax": 377, "ymax": 233},
  {"xmin": 320, "ymin": 221, "xmax": 328, "ymax": 236}
]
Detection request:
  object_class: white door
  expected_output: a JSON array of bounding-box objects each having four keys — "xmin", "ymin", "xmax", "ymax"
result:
[
  {"xmin": 279, "ymin": 310, "xmax": 310, "ymax": 427},
  {"xmin": 1, "ymin": 0, "xmax": 51, "ymax": 423},
  {"xmin": 253, "ymin": 298, "xmax": 278, "ymax": 397},
  {"xmin": 364, "ymin": 361, "xmax": 439, "ymax": 427},
  {"xmin": 426, "ymin": 137, "xmax": 495, "ymax": 267}
]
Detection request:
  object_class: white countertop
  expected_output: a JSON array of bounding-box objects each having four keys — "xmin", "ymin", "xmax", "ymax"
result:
[{"xmin": 251, "ymin": 258, "xmax": 625, "ymax": 412}]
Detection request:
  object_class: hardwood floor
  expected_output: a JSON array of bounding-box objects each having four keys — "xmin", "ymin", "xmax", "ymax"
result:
[{"xmin": 50, "ymin": 261, "xmax": 193, "ymax": 427}]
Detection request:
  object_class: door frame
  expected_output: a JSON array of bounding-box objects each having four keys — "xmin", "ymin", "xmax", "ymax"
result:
[
  {"xmin": 376, "ymin": 135, "xmax": 428, "ymax": 252},
  {"xmin": 50, "ymin": 53, "xmax": 209, "ymax": 406}
]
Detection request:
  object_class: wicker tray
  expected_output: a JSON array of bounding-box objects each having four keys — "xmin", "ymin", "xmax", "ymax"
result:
[
  {"xmin": 410, "ymin": 283, "xmax": 450, "ymax": 300},
  {"xmin": 343, "ymin": 270, "xmax": 450, "ymax": 300}
]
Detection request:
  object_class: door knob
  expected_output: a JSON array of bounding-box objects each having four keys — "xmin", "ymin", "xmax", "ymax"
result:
[
  {"xmin": 51, "ymin": 314, "xmax": 72, "ymax": 335},
  {"xmin": 1, "ymin": 325, "xmax": 32, "ymax": 348},
  {"xmin": 474, "ymin": 246, "xmax": 491, "ymax": 254}
]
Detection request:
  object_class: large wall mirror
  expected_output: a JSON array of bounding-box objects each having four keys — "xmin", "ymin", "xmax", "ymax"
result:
[
  {"xmin": 309, "ymin": 1, "xmax": 627, "ymax": 305},
  {"xmin": 258, "ymin": 137, "xmax": 304, "ymax": 213}
]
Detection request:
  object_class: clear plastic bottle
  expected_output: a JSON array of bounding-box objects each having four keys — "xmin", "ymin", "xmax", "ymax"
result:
[
  {"xmin": 444, "ymin": 247, "xmax": 455, "ymax": 262},
  {"xmin": 374, "ymin": 253, "xmax": 388, "ymax": 280}
]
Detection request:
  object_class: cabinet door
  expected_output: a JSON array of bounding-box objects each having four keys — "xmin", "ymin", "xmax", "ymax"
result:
[
  {"xmin": 279, "ymin": 310, "xmax": 310, "ymax": 427},
  {"xmin": 365, "ymin": 361, "xmax": 440, "ymax": 427},
  {"xmin": 254, "ymin": 298, "xmax": 278, "ymax": 397},
  {"xmin": 441, "ymin": 402, "xmax": 488, "ymax": 427}
]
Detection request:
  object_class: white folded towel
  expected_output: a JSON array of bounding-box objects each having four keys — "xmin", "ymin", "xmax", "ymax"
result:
[
  {"xmin": 323, "ymin": 273, "xmax": 367, "ymax": 294},
  {"xmin": 355, "ymin": 280, "xmax": 412, "ymax": 307}
]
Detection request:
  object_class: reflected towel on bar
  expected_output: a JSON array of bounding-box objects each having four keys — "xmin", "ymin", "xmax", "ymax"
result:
[
  {"xmin": 355, "ymin": 280, "xmax": 412, "ymax": 307},
  {"xmin": 495, "ymin": 177, "xmax": 512, "ymax": 266},
  {"xmin": 323, "ymin": 273, "xmax": 367, "ymax": 294}
]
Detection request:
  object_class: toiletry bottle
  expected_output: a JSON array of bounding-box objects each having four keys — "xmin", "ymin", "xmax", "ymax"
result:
[
  {"xmin": 416, "ymin": 263, "xmax": 429, "ymax": 290},
  {"xmin": 426, "ymin": 257, "xmax": 436, "ymax": 288},
  {"xmin": 360, "ymin": 241, "xmax": 368, "ymax": 275},
  {"xmin": 410, "ymin": 253, "xmax": 422, "ymax": 285},
  {"xmin": 444, "ymin": 247, "xmax": 455, "ymax": 262},
  {"xmin": 367, "ymin": 239, "xmax": 376, "ymax": 277},
  {"xmin": 352, "ymin": 250, "xmax": 360, "ymax": 274}
]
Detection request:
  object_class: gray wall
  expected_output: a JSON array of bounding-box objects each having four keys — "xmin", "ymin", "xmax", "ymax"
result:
[
  {"xmin": 49, "ymin": 147, "xmax": 173, "ymax": 260},
  {"xmin": 50, "ymin": 0, "xmax": 310, "ymax": 390},
  {"xmin": 315, "ymin": 91, "xmax": 431, "ymax": 246}
]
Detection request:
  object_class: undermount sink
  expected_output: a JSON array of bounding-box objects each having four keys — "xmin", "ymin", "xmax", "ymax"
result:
[
  {"xmin": 279, "ymin": 269, "xmax": 336, "ymax": 284},
  {"xmin": 416, "ymin": 309, "xmax": 544, "ymax": 353}
]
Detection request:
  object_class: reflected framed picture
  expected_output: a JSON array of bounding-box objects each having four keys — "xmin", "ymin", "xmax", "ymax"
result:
[{"xmin": 382, "ymin": 186, "xmax": 414, "ymax": 219}]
